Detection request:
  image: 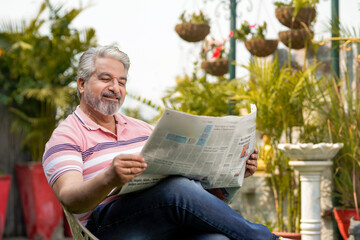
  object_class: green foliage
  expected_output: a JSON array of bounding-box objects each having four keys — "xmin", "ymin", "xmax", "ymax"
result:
[
  {"xmin": 303, "ymin": 73, "xmax": 360, "ymax": 209},
  {"xmin": 234, "ymin": 56, "xmax": 317, "ymax": 142},
  {"xmin": 0, "ymin": 0, "xmax": 97, "ymax": 162},
  {"xmin": 126, "ymin": 92, "xmax": 163, "ymax": 124},
  {"xmin": 274, "ymin": 0, "xmax": 319, "ymax": 8},
  {"xmin": 234, "ymin": 22, "xmax": 267, "ymax": 41},
  {"xmin": 231, "ymin": 56, "xmax": 320, "ymax": 232},
  {"xmin": 179, "ymin": 10, "xmax": 209, "ymax": 24},
  {"xmin": 162, "ymin": 74, "xmax": 238, "ymax": 116}
]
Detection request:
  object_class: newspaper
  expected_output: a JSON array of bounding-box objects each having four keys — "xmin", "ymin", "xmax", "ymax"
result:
[{"xmin": 119, "ymin": 104, "xmax": 257, "ymax": 194}]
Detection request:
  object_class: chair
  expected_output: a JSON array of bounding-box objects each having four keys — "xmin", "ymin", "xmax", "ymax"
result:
[{"xmin": 62, "ymin": 206, "xmax": 99, "ymax": 240}]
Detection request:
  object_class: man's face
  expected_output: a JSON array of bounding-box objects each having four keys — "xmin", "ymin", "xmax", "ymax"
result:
[{"xmin": 83, "ymin": 57, "xmax": 127, "ymax": 116}]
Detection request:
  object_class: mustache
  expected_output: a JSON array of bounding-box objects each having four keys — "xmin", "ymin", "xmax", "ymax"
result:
[{"xmin": 101, "ymin": 92, "xmax": 122, "ymax": 100}]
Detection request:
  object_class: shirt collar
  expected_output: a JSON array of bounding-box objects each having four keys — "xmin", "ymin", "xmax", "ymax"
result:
[{"xmin": 74, "ymin": 105, "xmax": 127, "ymax": 131}]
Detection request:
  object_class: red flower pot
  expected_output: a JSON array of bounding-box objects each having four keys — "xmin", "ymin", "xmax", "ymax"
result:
[
  {"xmin": 0, "ymin": 175, "xmax": 11, "ymax": 240},
  {"xmin": 273, "ymin": 232, "xmax": 301, "ymax": 240},
  {"xmin": 333, "ymin": 208, "xmax": 360, "ymax": 240},
  {"xmin": 15, "ymin": 163, "xmax": 63, "ymax": 240}
]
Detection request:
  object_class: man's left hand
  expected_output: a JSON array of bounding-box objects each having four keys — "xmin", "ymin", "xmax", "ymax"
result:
[{"xmin": 244, "ymin": 148, "xmax": 258, "ymax": 178}]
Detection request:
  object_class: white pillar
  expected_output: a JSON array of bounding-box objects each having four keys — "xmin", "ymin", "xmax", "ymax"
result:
[{"xmin": 289, "ymin": 161, "xmax": 333, "ymax": 240}]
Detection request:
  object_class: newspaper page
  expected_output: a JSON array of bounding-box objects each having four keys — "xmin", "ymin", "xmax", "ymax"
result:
[{"xmin": 119, "ymin": 105, "xmax": 257, "ymax": 194}]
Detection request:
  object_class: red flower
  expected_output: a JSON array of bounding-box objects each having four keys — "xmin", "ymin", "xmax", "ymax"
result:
[
  {"xmin": 212, "ymin": 50, "xmax": 221, "ymax": 59},
  {"xmin": 214, "ymin": 46, "xmax": 222, "ymax": 52},
  {"xmin": 229, "ymin": 30, "xmax": 234, "ymax": 38},
  {"xmin": 249, "ymin": 24, "xmax": 256, "ymax": 29}
]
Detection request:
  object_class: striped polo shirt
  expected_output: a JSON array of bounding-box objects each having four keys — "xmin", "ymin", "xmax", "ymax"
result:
[{"xmin": 42, "ymin": 105, "xmax": 153, "ymax": 224}]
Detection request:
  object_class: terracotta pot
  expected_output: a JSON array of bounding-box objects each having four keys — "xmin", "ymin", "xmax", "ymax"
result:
[
  {"xmin": 273, "ymin": 231, "xmax": 301, "ymax": 240},
  {"xmin": 15, "ymin": 163, "xmax": 63, "ymax": 240},
  {"xmin": 279, "ymin": 28, "xmax": 314, "ymax": 49},
  {"xmin": 333, "ymin": 208, "xmax": 360, "ymax": 240},
  {"xmin": 0, "ymin": 175, "xmax": 11, "ymax": 240},
  {"xmin": 201, "ymin": 58, "xmax": 229, "ymax": 76},
  {"xmin": 275, "ymin": 6, "xmax": 316, "ymax": 29},
  {"xmin": 244, "ymin": 39, "xmax": 278, "ymax": 57},
  {"xmin": 175, "ymin": 22, "xmax": 210, "ymax": 42}
]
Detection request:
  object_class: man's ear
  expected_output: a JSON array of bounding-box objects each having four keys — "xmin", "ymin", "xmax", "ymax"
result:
[{"xmin": 78, "ymin": 77, "xmax": 85, "ymax": 95}]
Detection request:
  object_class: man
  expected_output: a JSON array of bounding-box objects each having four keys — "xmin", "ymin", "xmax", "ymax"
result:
[{"xmin": 43, "ymin": 45, "xmax": 281, "ymax": 240}]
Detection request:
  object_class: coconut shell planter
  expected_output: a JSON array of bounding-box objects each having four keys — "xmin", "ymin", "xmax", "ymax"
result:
[
  {"xmin": 244, "ymin": 39, "xmax": 279, "ymax": 57},
  {"xmin": 279, "ymin": 28, "xmax": 314, "ymax": 49},
  {"xmin": 275, "ymin": 7, "xmax": 316, "ymax": 29},
  {"xmin": 175, "ymin": 22, "xmax": 210, "ymax": 42},
  {"xmin": 201, "ymin": 58, "xmax": 229, "ymax": 76}
]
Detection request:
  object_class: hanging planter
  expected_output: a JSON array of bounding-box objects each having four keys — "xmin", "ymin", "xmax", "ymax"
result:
[
  {"xmin": 278, "ymin": 7, "xmax": 316, "ymax": 28},
  {"xmin": 234, "ymin": 22, "xmax": 277, "ymax": 57},
  {"xmin": 244, "ymin": 39, "xmax": 278, "ymax": 57},
  {"xmin": 175, "ymin": 22, "xmax": 210, "ymax": 42},
  {"xmin": 275, "ymin": 6, "xmax": 316, "ymax": 29},
  {"xmin": 175, "ymin": 11, "xmax": 210, "ymax": 43},
  {"xmin": 278, "ymin": 28, "xmax": 314, "ymax": 49},
  {"xmin": 201, "ymin": 58, "xmax": 229, "ymax": 76}
]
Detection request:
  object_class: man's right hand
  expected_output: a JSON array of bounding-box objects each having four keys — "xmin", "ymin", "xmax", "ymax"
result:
[
  {"xmin": 107, "ymin": 154, "xmax": 147, "ymax": 187},
  {"xmin": 53, "ymin": 154, "xmax": 147, "ymax": 214}
]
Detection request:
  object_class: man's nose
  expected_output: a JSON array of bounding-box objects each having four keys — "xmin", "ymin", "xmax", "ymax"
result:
[{"xmin": 108, "ymin": 79, "xmax": 121, "ymax": 93}]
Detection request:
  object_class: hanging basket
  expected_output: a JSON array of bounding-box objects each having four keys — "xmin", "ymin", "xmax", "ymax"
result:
[
  {"xmin": 278, "ymin": 29, "xmax": 314, "ymax": 49},
  {"xmin": 275, "ymin": 7, "xmax": 316, "ymax": 29},
  {"xmin": 244, "ymin": 39, "xmax": 279, "ymax": 57},
  {"xmin": 201, "ymin": 58, "xmax": 229, "ymax": 76},
  {"xmin": 175, "ymin": 22, "xmax": 210, "ymax": 42}
]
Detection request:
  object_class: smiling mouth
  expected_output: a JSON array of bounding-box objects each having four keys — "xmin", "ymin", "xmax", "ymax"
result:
[{"xmin": 102, "ymin": 93, "xmax": 121, "ymax": 102}]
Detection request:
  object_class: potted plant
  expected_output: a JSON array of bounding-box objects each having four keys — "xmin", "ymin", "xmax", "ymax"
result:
[
  {"xmin": 0, "ymin": 174, "xmax": 11, "ymax": 239},
  {"xmin": 200, "ymin": 37, "xmax": 229, "ymax": 76},
  {"xmin": 274, "ymin": 0, "xmax": 318, "ymax": 29},
  {"xmin": 175, "ymin": 10, "xmax": 210, "ymax": 42},
  {"xmin": 232, "ymin": 56, "xmax": 321, "ymax": 237},
  {"xmin": 0, "ymin": 1, "xmax": 96, "ymax": 239},
  {"xmin": 295, "ymin": 38, "xmax": 360, "ymax": 238},
  {"xmin": 234, "ymin": 21, "xmax": 278, "ymax": 57},
  {"xmin": 303, "ymin": 72, "xmax": 360, "ymax": 239}
]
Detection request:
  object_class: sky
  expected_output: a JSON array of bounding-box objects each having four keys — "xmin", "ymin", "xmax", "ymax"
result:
[{"xmin": 0, "ymin": 0, "xmax": 359, "ymax": 119}]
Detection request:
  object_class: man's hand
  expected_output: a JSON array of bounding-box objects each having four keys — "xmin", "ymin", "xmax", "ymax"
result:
[
  {"xmin": 107, "ymin": 154, "xmax": 148, "ymax": 187},
  {"xmin": 244, "ymin": 148, "xmax": 258, "ymax": 178},
  {"xmin": 53, "ymin": 154, "xmax": 147, "ymax": 214}
]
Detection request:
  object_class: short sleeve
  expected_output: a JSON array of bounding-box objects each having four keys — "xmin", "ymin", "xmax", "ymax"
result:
[{"xmin": 42, "ymin": 124, "xmax": 84, "ymax": 186}]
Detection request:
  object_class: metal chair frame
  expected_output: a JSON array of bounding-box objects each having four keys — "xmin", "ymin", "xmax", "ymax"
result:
[{"xmin": 62, "ymin": 206, "xmax": 98, "ymax": 240}]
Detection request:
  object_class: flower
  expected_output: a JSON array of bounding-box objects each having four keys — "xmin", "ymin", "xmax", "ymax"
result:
[
  {"xmin": 201, "ymin": 37, "xmax": 229, "ymax": 61},
  {"xmin": 229, "ymin": 30, "xmax": 234, "ymax": 38},
  {"xmin": 249, "ymin": 24, "xmax": 257, "ymax": 29}
]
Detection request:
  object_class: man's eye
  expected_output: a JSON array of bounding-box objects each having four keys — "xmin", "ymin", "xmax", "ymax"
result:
[
  {"xmin": 101, "ymin": 78, "xmax": 111, "ymax": 81},
  {"xmin": 118, "ymin": 81, "xmax": 126, "ymax": 86}
]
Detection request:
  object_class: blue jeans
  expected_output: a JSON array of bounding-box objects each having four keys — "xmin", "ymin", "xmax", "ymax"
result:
[{"xmin": 86, "ymin": 176, "xmax": 278, "ymax": 240}]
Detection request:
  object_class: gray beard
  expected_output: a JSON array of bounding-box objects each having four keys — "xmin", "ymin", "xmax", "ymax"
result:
[{"xmin": 84, "ymin": 87, "xmax": 122, "ymax": 116}]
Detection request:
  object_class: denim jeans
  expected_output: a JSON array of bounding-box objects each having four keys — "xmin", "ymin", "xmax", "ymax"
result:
[{"xmin": 86, "ymin": 176, "xmax": 278, "ymax": 240}]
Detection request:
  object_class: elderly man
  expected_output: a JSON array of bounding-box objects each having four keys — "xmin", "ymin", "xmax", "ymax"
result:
[{"xmin": 43, "ymin": 45, "xmax": 281, "ymax": 240}]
